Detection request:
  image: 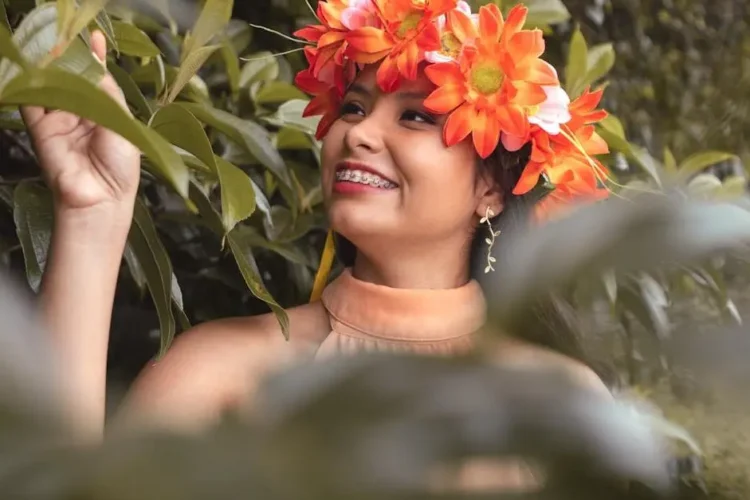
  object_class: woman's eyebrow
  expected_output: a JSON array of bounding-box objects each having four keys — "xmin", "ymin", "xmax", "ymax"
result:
[
  {"xmin": 396, "ymin": 90, "xmax": 429, "ymax": 100},
  {"xmin": 347, "ymin": 83, "xmax": 372, "ymax": 96}
]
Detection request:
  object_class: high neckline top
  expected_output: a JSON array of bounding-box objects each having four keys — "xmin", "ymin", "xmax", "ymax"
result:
[{"xmin": 316, "ymin": 268, "xmax": 487, "ymax": 358}]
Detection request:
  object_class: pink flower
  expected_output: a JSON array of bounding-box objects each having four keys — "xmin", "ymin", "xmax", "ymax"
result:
[
  {"xmin": 501, "ymin": 85, "xmax": 572, "ymax": 152},
  {"xmin": 340, "ymin": 0, "xmax": 382, "ymax": 30},
  {"xmin": 425, "ymin": 1, "xmax": 476, "ymax": 63}
]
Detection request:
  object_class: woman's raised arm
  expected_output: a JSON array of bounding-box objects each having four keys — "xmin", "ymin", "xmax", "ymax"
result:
[{"xmin": 22, "ymin": 31, "xmax": 141, "ymax": 441}]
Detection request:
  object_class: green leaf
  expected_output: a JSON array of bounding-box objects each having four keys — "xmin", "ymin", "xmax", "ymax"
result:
[
  {"xmin": 57, "ymin": 0, "xmax": 76, "ymax": 40},
  {"xmin": 233, "ymin": 225, "xmax": 312, "ymax": 267},
  {"xmin": 663, "ymin": 147, "xmax": 677, "ymax": 173},
  {"xmin": 599, "ymin": 114, "xmax": 626, "ymax": 140},
  {"xmin": 12, "ymin": 181, "xmax": 53, "ymax": 292},
  {"xmin": 67, "ymin": 0, "xmax": 108, "ymax": 41},
  {"xmin": 254, "ymin": 81, "xmax": 306, "ymax": 105},
  {"xmin": 94, "ymin": 10, "xmax": 119, "ymax": 53},
  {"xmin": 583, "ymin": 43, "xmax": 615, "ymax": 89},
  {"xmin": 0, "ymin": 0, "xmax": 10, "ymax": 31},
  {"xmin": 267, "ymin": 99, "xmax": 320, "ymax": 136},
  {"xmin": 564, "ymin": 26, "xmax": 587, "ymax": 96},
  {"xmin": 129, "ymin": 198, "xmax": 176, "ymax": 357},
  {"xmin": 181, "ymin": 102, "xmax": 292, "ymax": 190},
  {"xmin": 239, "ymin": 52, "xmax": 279, "ymax": 88},
  {"xmin": 150, "ymin": 103, "xmax": 256, "ymax": 233},
  {"xmin": 0, "ymin": 4, "xmax": 104, "ymax": 92},
  {"xmin": 111, "ymin": 20, "xmax": 161, "ymax": 57},
  {"xmin": 719, "ymin": 175, "xmax": 747, "ymax": 199},
  {"xmin": 220, "ymin": 36, "xmax": 241, "ymax": 95},
  {"xmin": 107, "ymin": 60, "xmax": 153, "ymax": 119},
  {"xmin": 522, "ymin": 0, "xmax": 571, "ymax": 27},
  {"xmin": 227, "ymin": 228, "xmax": 289, "ymax": 339},
  {"xmin": 123, "ymin": 241, "xmax": 147, "ymax": 294},
  {"xmin": 0, "ymin": 24, "xmax": 29, "ymax": 69},
  {"xmin": 165, "ymin": 44, "xmax": 219, "ymax": 104},
  {"xmin": 678, "ymin": 151, "xmax": 736, "ymax": 178},
  {"xmin": 188, "ymin": 182, "xmax": 289, "ymax": 338},
  {"xmin": 214, "ymin": 156, "xmax": 256, "ymax": 234},
  {"xmin": 687, "ymin": 173, "xmax": 723, "ymax": 199},
  {"xmin": 1, "ymin": 67, "xmax": 189, "ymax": 198},
  {"xmin": 181, "ymin": 0, "xmax": 233, "ymax": 63}
]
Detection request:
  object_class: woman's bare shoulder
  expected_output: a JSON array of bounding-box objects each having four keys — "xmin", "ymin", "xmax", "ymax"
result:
[
  {"xmin": 488, "ymin": 336, "xmax": 611, "ymax": 396},
  {"xmin": 115, "ymin": 301, "xmax": 331, "ymax": 431}
]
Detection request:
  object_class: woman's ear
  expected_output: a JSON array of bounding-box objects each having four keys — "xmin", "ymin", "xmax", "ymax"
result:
[{"xmin": 475, "ymin": 171, "xmax": 504, "ymax": 219}]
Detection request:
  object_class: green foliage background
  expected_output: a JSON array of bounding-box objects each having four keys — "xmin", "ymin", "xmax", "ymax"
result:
[{"xmin": 0, "ymin": 0, "xmax": 748, "ymax": 497}]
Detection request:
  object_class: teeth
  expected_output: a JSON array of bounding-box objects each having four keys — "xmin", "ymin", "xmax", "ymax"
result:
[{"xmin": 336, "ymin": 169, "xmax": 396, "ymax": 189}]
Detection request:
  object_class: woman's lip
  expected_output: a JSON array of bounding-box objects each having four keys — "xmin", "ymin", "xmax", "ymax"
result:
[{"xmin": 335, "ymin": 160, "xmax": 398, "ymax": 185}]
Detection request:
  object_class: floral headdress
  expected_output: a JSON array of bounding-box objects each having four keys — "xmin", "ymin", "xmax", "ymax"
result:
[{"xmin": 295, "ymin": 0, "xmax": 612, "ymax": 299}]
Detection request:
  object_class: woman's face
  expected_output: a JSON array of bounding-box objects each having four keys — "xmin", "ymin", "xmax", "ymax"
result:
[{"xmin": 320, "ymin": 65, "xmax": 499, "ymax": 251}]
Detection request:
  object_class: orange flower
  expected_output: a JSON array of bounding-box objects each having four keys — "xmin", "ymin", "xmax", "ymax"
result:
[
  {"xmin": 425, "ymin": 1, "xmax": 478, "ymax": 63},
  {"xmin": 512, "ymin": 85, "xmax": 610, "ymax": 196},
  {"xmin": 295, "ymin": 48, "xmax": 355, "ymax": 139},
  {"xmin": 423, "ymin": 4, "xmax": 560, "ymax": 158},
  {"xmin": 294, "ymin": 0, "xmax": 353, "ymax": 82},
  {"xmin": 534, "ymin": 171, "xmax": 609, "ymax": 222},
  {"xmin": 346, "ymin": 0, "xmax": 459, "ymax": 92}
]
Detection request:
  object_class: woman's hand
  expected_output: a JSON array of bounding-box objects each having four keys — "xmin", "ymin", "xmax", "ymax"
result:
[{"xmin": 21, "ymin": 30, "xmax": 140, "ymax": 216}]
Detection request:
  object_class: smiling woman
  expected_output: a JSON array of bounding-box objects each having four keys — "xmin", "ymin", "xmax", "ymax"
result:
[{"xmin": 23, "ymin": 0, "xmax": 612, "ymax": 491}]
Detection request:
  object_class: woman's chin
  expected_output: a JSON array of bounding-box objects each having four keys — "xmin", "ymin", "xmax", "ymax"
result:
[{"xmin": 328, "ymin": 206, "xmax": 396, "ymax": 243}]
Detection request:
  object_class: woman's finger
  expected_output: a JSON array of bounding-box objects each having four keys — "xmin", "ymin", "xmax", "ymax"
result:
[
  {"xmin": 19, "ymin": 106, "xmax": 46, "ymax": 129},
  {"xmin": 90, "ymin": 29, "xmax": 132, "ymax": 117}
]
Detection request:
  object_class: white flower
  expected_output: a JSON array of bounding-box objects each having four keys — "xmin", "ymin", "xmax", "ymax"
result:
[
  {"xmin": 425, "ymin": 1, "xmax": 475, "ymax": 63},
  {"xmin": 341, "ymin": 0, "xmax": 380, "ymax": 30},
  {"xmin": 528, "ymin": 85, "xmax": 572, "ymax": 135}
]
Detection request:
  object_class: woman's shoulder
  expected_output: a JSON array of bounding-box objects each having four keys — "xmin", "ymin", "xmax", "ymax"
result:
[
  {"xmin": 488, "ymin": 336, "xmax": 611, "ymax": 396},
  {"xmin": 116, "ymin": 301, "xmax": 332, "ymax": 431}
]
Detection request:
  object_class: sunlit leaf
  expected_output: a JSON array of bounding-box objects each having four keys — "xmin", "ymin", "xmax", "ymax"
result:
[
  {"xmin": 129, "ymin": 198, "xmax": 176, "ymax": 357},
  {"xmin": 564, "ymin": 26, "xmax": 587, "ymax": 96},
  {"xmin": 1, "ymin": 67, "xmax": 190, "ymax": 198},
  {"xmin": 687, "ymin": 174, "xmax": 723, "ymax": 199},
  {"xmin": 181, "ymin": 102, "xmax": 292, "ymax": 190},
  {"xmin": 188, "ymin": 182, "xmax": 289, "ymax": 338},
  {"xmin": 227, "ymin": 228, "xmax": 290, "ymax": 339},
  {"xmin": 220, "ymin": 36, "xmax": 240, "ymax": 95},
  {"xmin": 584, "ymin": 43, "xmax": 615, "ymax": 89},
  {"xmin": 0, "ymin": 4, "xmax": 104, "ymax": 92},
  {"xmin": 0, "ymin": 24, "xmax": 28, "ymax": 70},
  {"xmin": 165, "ymin": 44, "xmax": 219, "ymax": 104},
  {"xmin": 181, "ymin": 0, "xmax": 233, "ymax": 62},
  {"xmin": 94, "ymin": 9, "xmax": 118, "ymax": 53},
  {"xmin": 12, "ymin": 181, "xmax": 53, "ymax": 292},
  {"xmin": 107, "ymin": 60, "xmax": 153, "ymax": 119},
  {"xmin": 151, "ymin": 103, "xmax": 255, "ymax": 233},
  {"xmin": 679, "ymin": 151, "xmax": 736, "ymax": 178},
  {"xmin": 67, "ymin": 0, "xmax": 109, "ymax": 42},
  {"xmin": 517, "ymin": 0, "xmax": 571, "ymax": 27},
  {"xmin": 663, "ymin": 147, "xmax": 677, "ymax": 173},
  {"xmin": 111, "ymin": 19, "xmax": 161, "ymax": 57},
  {"xmin": 239, "ymin": 52, "xmax": 278, "ymax": 88},
  {"xmin": 254, "ymin": 81, "xmax": 306, "ymax": 105}
]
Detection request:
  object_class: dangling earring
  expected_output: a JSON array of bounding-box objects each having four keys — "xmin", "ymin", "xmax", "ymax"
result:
[{"xmin": 480, "ymin": 206, "xmax": 501, "ymax": 274}]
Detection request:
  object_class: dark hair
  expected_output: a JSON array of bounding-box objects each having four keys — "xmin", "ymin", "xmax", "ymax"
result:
[
  {"xmin": 473, "ymin": 143, "xmax": 593, "ymax": 368},
  {"xmin": 331, "ymin": 144, "xmax": 598, "ymax": 375}
]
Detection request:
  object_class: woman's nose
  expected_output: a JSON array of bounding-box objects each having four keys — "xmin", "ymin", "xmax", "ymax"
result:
[{"xmin": 344, "ymin": 115, "xmax": 386, "ymax": 154}]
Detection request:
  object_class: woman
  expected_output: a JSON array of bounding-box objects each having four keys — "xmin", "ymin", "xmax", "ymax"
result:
[{"xmin": 23, "ymin": 1, "xmax": 611, "ymax": 449}]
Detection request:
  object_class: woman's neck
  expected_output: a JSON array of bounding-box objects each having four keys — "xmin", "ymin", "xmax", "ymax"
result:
[{"xmin": 351, "ymin": 241, "xmax": 472, "ymax": 289}]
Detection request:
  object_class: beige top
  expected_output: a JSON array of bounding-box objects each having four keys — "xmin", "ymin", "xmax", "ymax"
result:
[{"xmin": 316, "ymin": 268, "xmax": 484, "ymax": 359}]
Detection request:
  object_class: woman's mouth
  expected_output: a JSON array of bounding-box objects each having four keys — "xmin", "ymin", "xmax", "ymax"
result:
[
  {"xmin": 335, "ymin": 168, "xmax": 397, "ymax": 189},
  {"xmin": 333, "ymin": 162, "xmax": 399, "ymax": 194}
]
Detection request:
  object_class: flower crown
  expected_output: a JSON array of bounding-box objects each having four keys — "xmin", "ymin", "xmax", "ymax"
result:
[{"xmin": 294, "ymin": 0, "xmax": 612, "ymax": 219}]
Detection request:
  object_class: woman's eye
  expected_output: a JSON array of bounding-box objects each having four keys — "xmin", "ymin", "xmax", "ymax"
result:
[
  {"xmin": 401, "ymin": 110, "xmax": 437, "ymax": 125},
  {"xmin": 340, "ymin": 102, "xmax": 365, "ymax": 117}
]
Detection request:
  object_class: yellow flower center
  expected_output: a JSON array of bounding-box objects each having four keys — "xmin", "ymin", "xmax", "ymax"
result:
[
  {"xmin": 470, "ymin": 63, "xmax": 504, "ymax": 95},
  {"xmin": 397, "ymin": 12, "xmax": 422, "ymax": 38},
  {"xmin": 440, "ymin": 32, "xmax": 461, "ymax": 58}
]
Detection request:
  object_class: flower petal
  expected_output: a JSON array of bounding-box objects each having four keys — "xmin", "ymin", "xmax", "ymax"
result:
[
  {"xmin": 478, "ymin": 3, "xmax": 503, "ymax": 40},
  {"xmin": 397, "ymin": 40, "xmax": 421, "ymax": 80},
  {"xmin": 448, "ymin": 9, "xmax": 478, "ymax": 43},
  {"xmin": 501, "ymin": 132, "xmax": 527, "ymax": 152},
  {"xmin": 507, "ymin": 29, "xmax": 545, "ymax": 62},
  {"xmin": 424, "ymin": 83, "xmax": 465, "ymax": 114},
  {"xmin": 473, "ymin": 110, "xmax": 501, "ymax": 158},
  {"xmin": 513, "ymin": 161, "xmax": 544, "ymax": 195},
  {"xmin": 512, "ymin": 81, "xmax": 547, "ymax": 106},
  {"xmin": 513, "ymin": 59, "xmax": 559, "ymax": 85},
  {"xmin": 500, "ymin": 5, "xmax": 528, "ymax": 44},
  {"xmin": 443, "ymin": 102, "xmax": 474, "ymax": 146},
  {"xmin": 496, "ymin": 104, "xmax": 528, "ymax": 138},
  {"xmin": 294, "ymin": 25, "xmax": 326, "ymax": 42},
  {"xmin": 424, "ymin": 61, "xmax": 464, "ymax": 86},
  {"xmin": 347, "ymin": 26, "xmax": 394, "ymax": 54},
  {"xmin": 377, "ymin": 55, "xmax": 402, "ymax": 92}
]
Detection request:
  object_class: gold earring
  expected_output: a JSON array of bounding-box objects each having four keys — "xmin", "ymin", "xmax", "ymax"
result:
[{"xmin": 480, "ymin": 206, "xmax": 501, "ymax": 274}]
